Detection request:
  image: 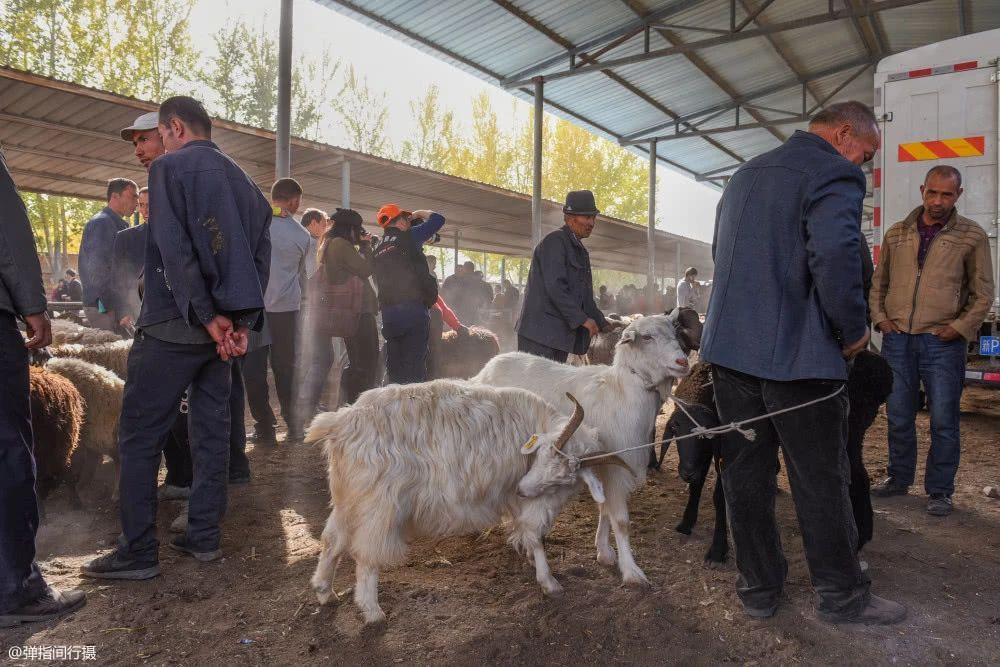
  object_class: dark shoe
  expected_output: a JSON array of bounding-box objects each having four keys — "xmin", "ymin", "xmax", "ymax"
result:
[
  {"xmin": 927, "ymin": 494, "xmax": 953, "ymax": 516},
  {"xmin": 742, "ymin": 602, "xmax": 778, "ymax": 619},
  {"xmin": 871, "ymin": 477, "xmax": 909, "ymax": 498},
  {"xmin": 249, "ymin": 426, "xmax": 276, "ymax": 445},
  {"xmin": 81, "ymin": 550, "xmax": 160, "ymax": 580},
  {"xmin": 0, "ymin": 587, "xmax": 86, "ymax": 628},
  {"xmin": 229, "ymin": 470, "xmax": 251, "ymax": 485},
  {"xmin": 821, "ymin": 595, "xmax": 907, "ymax": 625},
  {"xmin": 253, "ymin": 430, "xmax": 277, "ymax": 447},
  {"xmin": 169, "ymin": 535, "xmax": 222, "ymax": 562}
]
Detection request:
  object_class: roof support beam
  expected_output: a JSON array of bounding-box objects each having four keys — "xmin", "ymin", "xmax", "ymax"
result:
[
  {"xmin": 501, "ymin": 0, "xmax": 934, "ymax": 88},
  {"xmin": 627, "ymin": 115, "xmax": 810, "ymax": 143},
  {"xmin": 490, "ymin": 0, "xmax": 747, "ymax": 166},
  {"xmin": 621, "ymin": 0, "xmax": 786, "ymax": 145},
  {"xmin": 620, "ymin": 57, "xmax": 872, "ymax": 142},
  {"xmin": 499, "ymin": 0, "xmax": 706, "ymax": 82},
  {"xmin": 626, "ymin": 62, "xmax": 873, "ymax": 146}
]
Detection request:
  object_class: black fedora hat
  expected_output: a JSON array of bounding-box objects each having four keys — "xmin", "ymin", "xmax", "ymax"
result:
[{"xmin": 563, "ymin": 190, "xmax": 600, "ymax": 216}]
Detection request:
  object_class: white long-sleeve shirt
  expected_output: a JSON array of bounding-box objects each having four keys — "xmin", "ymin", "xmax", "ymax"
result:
[{"xmin": 677, "ymin": 279, "xmax": 699, "ymax": 309}]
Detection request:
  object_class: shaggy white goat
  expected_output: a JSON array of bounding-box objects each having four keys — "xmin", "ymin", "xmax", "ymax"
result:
[
  {"xmin": 473, "ymin": 311, "xmax": 698, "ymax": 586},
  {"xmin": 306, "ymin": 379, "xmax": 626, "ymax": 624},
  {"xmin": 45, "ymin": 357, "xmax": 124, "ymax": 494}
]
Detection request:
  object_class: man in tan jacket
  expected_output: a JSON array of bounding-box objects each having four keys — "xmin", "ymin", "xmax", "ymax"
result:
[{"xmin": 869, "ymin": 165, "xmax": 995, "ymax": 516}]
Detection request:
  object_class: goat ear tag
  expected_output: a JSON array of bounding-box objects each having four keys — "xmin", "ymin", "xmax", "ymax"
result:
[{"xmin": 521, "ymin": 435, "xmax": 540, "ymax": 454}]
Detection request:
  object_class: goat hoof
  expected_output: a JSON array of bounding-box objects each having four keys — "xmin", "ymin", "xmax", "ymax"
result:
[
  {"xmin": 361, "ymin": 607, "xmax": 387, "ymax": 625},
  {"xmin": 313, "ymin": 583, "xmax": 334, "ymax": 605},
  {"xmin": 674, "ymin": 523, "xmax": 693, "ymax": 536},
  {"xmin": 541, "ymin": 580, "xmax": 564, "ymax": 597},
  {"xmin": 623, "ymin": 572, "xmax": 651, "ymax": 589},
  {"xmin": 596, "ymin": 548, "xmax": 617, "ymax": 567},
  {"xmin": 702, "ymin": 554, "xmax": 728, "ymax": 569}
]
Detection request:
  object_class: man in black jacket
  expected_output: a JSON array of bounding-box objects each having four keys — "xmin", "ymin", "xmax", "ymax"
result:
[
  {"xmin": 82, "ymin": 96, "xmax": 270, "ymax": 579},
  {"xmin": 0, "ymin": 150, "xmax": 86, "ymax": 627},
  {"xmin": 516, "ymin": 190, "xmax": 608, "ymax": 362}
]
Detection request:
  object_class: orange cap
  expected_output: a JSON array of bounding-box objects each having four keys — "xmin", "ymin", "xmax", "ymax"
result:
[{"xmin": 375, "ymin": 203, "xmax": 410, "ymax": 228}]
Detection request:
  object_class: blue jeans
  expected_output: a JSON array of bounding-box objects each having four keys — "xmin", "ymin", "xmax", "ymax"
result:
[
  {"xmin": 881, "ymin": 332, "xmax": 965, "ymax": 496},
  {"xmin": 381, "ymin": 302, "xmax": 429, "ymax": 385},
  {"xmin": 118, "ymin": 332, "xmax": 232, "ymax": 560},
  {"xmin": 0, "ymin": 314, "xmax": 47, "ymax": 613}
]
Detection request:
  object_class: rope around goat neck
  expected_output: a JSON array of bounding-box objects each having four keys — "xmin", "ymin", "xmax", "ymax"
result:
[{"xmin": 573, "ymin": 383, "xmax": 846, "ymax": 463}]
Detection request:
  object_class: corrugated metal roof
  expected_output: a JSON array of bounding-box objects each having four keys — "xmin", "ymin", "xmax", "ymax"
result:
[
  {"xmin": 0, "ymin": 67, "xmax": 711, "ymax": 276},
  {"xmin": 312, "ymin": 0, "xmax": 1000, "ymax": 183}
]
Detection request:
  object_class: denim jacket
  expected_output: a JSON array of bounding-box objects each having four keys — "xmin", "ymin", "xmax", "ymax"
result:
[{"xmin": 138, "ymin": 140, "xmax": 271, "ymax": 329}]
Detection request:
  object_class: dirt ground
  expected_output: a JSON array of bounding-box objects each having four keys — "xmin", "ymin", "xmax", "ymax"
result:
[{"xmin": 3, "ymin": 385, "xmax": 999, "ymax": 666}]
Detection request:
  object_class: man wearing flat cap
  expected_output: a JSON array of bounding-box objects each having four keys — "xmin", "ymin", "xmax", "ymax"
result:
[{"xmin": 516, "ymin": 189, "xmax": 608, "ymax": 362}]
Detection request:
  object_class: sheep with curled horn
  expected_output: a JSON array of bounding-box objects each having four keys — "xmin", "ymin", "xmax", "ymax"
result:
[{"xmin": 306, "ymin": 380, "xmax": 627, "ymax": 624}]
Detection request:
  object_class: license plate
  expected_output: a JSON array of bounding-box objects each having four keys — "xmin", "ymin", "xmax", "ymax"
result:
[{"xmin": 980, "ymin": 336, "xmax": 1000, "ymax": 355}]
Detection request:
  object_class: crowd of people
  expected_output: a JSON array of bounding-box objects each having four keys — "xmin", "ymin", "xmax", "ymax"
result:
[{"xmin": 0, "ymin": 95, "xmax": 994, "ymax": 634}]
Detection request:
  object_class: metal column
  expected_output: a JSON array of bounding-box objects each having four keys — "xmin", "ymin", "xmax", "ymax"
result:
[
  {"xmin": 341, "ymin": 160, "xmax": 350, "ymax": 208},
  {"xmin": 453, "ymin": 231, "xmax": 460, "ymax": 273},
  {"xmin": 646, "ymin": 139, "xmax": 657, "ymax": 310},
  {"xmin": 675, "ymin": 242, "xmax": 682, "ymax": 282},
  {"xmin": 531, "ymin": 78, "xmax": 544, "ymax": 248},
  {"xmin": 275, "ymin": 0, "xmax": 293, "ymax": 179}
]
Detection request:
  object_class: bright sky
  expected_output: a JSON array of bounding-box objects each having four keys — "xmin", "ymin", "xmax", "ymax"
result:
[{"xmin": 191, "ymin": 0, "xmax": 720, "ymax": 243}]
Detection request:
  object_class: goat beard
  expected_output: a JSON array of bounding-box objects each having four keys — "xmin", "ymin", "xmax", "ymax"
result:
[{"xmin": 654, "ymin": 377, "xmax": 676, "ymax": 403}]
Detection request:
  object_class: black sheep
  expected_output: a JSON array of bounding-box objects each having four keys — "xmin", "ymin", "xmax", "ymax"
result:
[{"xmin": 660, "ymin": 351, "xmax": 892, "ymax": 564}]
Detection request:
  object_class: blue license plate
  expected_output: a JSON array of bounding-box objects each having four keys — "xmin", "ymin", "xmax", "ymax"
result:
[{"xmin": 980, "ymin": 336, "xmax": 1000, "ymax": 355}]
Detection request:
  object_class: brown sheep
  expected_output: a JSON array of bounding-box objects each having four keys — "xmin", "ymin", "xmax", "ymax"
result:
[
  {"xmin": 585, "ymin": 314, "xmax": 634, "ymax": 366},
  {"xmin": 45, "ymin": 357, "xmax": 124, "ymax": 495},
  {"xmin": 49, "ymin": 339, "xmax": 132, "ymax": 380},
  {"xmin": 434, "ymin": 326, "xmax": 501, "ymax": 379},
  {"xmin": 29, "ymin": 366, "xmax": 85, "ymax": 507}
]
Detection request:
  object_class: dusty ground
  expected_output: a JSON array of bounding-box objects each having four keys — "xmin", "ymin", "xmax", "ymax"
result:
[{"xmin": 3, "ymin": 386, "xmax": 999, "ymax": 666}]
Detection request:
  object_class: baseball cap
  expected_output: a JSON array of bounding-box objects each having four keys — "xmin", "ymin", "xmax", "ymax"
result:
[
  {"xmin": 375, "ymin": 203, "xmax": 410, "ymax": 228},
  {"xmin": 120, "ymin": 111, "xmax": 160, "ymax": 141}
]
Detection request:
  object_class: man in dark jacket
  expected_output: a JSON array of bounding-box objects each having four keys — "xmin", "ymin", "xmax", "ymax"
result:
[
  {"xmin": 372, "ymin": 204, "xmax": 445, "ymax": 384},
  {"xmin": 701, "ymin": 102, "xmax": 904, "ymax": 625},
  {"xmin": 516, "ymin": 190, "xmax": 608, "ymax": 362},
  {"xmin": 82, "ymin": 96, "xmax": 270, "ymax": 579},
  {"xmin": 0, "ymin": 150, "xmax": 86, "ymax": 627},
  {"xmin": 79, "ymin": 178, "xmax": 138, "ymax": 331}
]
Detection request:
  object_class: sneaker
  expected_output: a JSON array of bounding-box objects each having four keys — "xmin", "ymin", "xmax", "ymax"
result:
[
  {"xmin": 743, "ymin": 603, "xmax": 778, "ymax": 619},
  {"xmin": 927, "ymin": 494, "xmax": 953, "ymax": 516},
  {"xmin": 228, "ymin": 470, "xmax": 251, "ymax": 485},
  {"xmin": 871, "ymin": 477, "xmax": 910, "ymax": 498},
  {"xmin": 157, "ymin": 484, "xmax": 191, "ymax": 501},
  {"xmin": 253, "ymin": 430, "xmax": 277, "ymax": 447},
  {"xmin": 168, "ymin": 535, "xmax": 221, "ymax": 563},
  {"xmin": 249, "ymin": 426, "xmax": 276, "ymax": 444},
  {"xmin": 0, "ymin": 587, "xmax": 86, "ymax": 628},
  {"xmin": 821, "ymin": 595, "xmax": 907, "ymax": 625},
  {"xmin": 170, "ymin": 503, "xmax": 188, "ymax": 533},
  {"xmin": 81, "ymin": 550, "xmax": 160, "ymax": 580}
]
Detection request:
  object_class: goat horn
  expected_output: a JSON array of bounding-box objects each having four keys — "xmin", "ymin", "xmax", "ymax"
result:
[
  {"xmin": 581, "ymin": 454, "xmax": 635, "ymax": 476},
  {"xmin": 553, "ymin": 392, "xmax": 585, "ymax": 453}
]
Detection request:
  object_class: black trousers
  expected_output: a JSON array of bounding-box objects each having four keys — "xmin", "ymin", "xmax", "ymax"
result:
[
  {"xmin": 161, "ymin": 359, "xmax": 247, "ymax": 485},
  {"xmin": 342, "ymin": 314, "xmax": 380, "ymax": 404},
  {"xmin": 244, "ymin": 310, "xmax": 299, "ymax": 432},
  {"xmin": 712, "ymin": 365, "xmax": 869, "ymax": 618},
  {"xmin": 118, "ymin": 333, "xmax": 232, "ymax": 560},
  {"xmin": 517, "ymin": 335, "xmax": 569, "ymax": 363},
  {"xmin": 0, "ymin": 314, "xmax": 46, "ymax": 613}
]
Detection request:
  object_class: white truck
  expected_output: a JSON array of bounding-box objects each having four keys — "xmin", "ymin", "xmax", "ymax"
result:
[{"xmin": 873, "ymin": 28, "xmax": 1000, "ymax": 387}]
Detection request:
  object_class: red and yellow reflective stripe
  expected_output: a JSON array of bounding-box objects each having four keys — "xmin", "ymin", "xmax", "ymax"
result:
[{"xmin": 898, "ymin": 136, "xmax": 985, "ymax": 162}]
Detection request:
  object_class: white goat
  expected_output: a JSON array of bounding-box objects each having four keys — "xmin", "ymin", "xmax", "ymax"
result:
[
  {"xmin": 306, "ymin": 379, "xmax": 626, "ymax": 624},
  {"xmin": 473, "ymin": 310, "xmax": 700, "ymax": 586}
]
